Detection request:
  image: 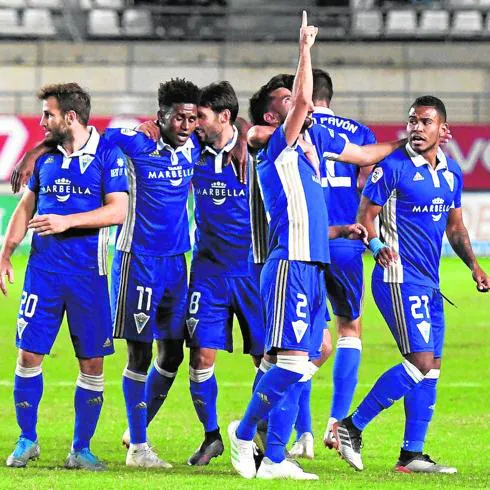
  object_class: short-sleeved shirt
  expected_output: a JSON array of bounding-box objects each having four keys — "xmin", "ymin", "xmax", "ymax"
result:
[
  {"xmin": 28, "ymin": 127, "xmax": 129, "ymax": 275},
  {"xmin": 103, "ymin": 128, "xmax": 200, "ymax": 257},
  {"xmin": 256, "ymin": 124, "xmax": 346, "ymax": 264},
  {"xmin": 191, "ymin": 127, "xmax": 252, "ymax": 276},
  {"xmin": 363, "ymin": 143, "xmax": 463, "ymax": 289},
  {"xmin": 312, "ymin": 107, "xmax": 377, "ymax": 250}
]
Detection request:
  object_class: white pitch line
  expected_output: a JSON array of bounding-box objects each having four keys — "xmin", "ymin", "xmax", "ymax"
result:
[{"xmin": 0, "ymin": 380, "xmax": 485, "ymax": 388}]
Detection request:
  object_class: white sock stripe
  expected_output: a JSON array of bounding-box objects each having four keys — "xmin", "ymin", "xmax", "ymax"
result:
[
  {"xmin": 153, "ymin": 359, "xmax": 177, "ymax": 378},
  {"xmin": 402, "ymin": 359, "xmax": 424, "ymax": 383},
  {"xmin": 276, "ymin": 355, "xmax": 309, "ymax": 375},
  {"xmin": 336, "ymin": 336, "xmax": 362, "ymax": 351},
  {"xmin": 189, "ymin": 365, "xmax": 215, "ymax": 383},
  {"xmin": 76, "ymin": 372, "xmax": 104, "ymax": 392},
  {"xmin": 15, "ymin": 364, "xmax": 42, "ymax": 378},
  {"xmin": 123, "ymin": 367, "xmax": 147, "ymax": 383},
  {"xmin": 259, "ymin": 359, "xmax": 274, "ymax": 373},
  {"xmin": 425, "ymin": 369, "xmax": 440, "ymax": 379}
]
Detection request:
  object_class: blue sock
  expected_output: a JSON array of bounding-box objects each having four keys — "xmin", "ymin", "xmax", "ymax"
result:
[
  {"xmin": 402, "ymin": 370, "xmax": 439, "ymax": 452},
  {"xmin": 189, "ymin": 366, "xmax": 218, "ymax": 433},
  {"xmin": 294, "ymin": 379, "xmax": 312, "ymax": 437},
  {"xmin": 145, "ymin": 360, "xmax": 177, "ymax": 426},
  {"xmin": 252, "ymin": 358, "xmax": 274, "ymax": 393},
  {"xmin": 331, "ymin": 337, "xmax": 362, "ymax": 421},
  {"xmin": 352, "ymin": 360, "xmax": 424, "ymax": 431},
  {"xmin": 73, "ymin": 373, "xmax": 104, "ymax": 451},
  {"xmin": 236, "ymin": 363, "xmax": 304, "ymax": 441},
  {"xmin": 122, "ymin": 368, "xmax": 147, "ymax": 444},
  {"xmin": 267, "ymin": 381, "xmax": 305, "ymax": 463},
  {"xmin": 13, "ymin": 364, "xmax": 43, "ymax": 442}
]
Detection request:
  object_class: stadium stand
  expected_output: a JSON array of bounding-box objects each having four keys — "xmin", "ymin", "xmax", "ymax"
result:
[{"xmin": 385, "ymin": 9, "xmax": 418, "ymax": 36}]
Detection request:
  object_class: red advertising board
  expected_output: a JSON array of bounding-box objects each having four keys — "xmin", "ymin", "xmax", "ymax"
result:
[{"xmin": 0, "ymin": 116, "xmax": 489, "ymax": 189}]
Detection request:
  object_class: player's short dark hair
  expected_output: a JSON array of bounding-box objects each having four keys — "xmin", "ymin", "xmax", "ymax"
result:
[
  {"xmin": 199, "ymin": 81, "xmax": 239, "ymax": 123},
  {"xmin": 37, "ymin": 82, "xmax": 91, "ymax": 126},
  {"xmin": 158, "ymin": 78, "xmax": 201, "ymax": 109},
  {"xmin": 312, "ymin": 68, "xmax": 333, "ymax": 103},
  {"xmin": 249, "ymin": 73, "xmax": 294, "ymax": 126},
  {"xmin": 410, "ymin": 95, "xmax": 447, "ymax": 122}
]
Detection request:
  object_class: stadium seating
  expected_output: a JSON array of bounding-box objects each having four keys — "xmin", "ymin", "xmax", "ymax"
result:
[
  {"xmin": 23, "ymin": 8, "xmax": 56, "ymax": 36},
  {"xmin": 122, "ymin": 8, "xmax": 153, "ymax": 37},
  {"xmin": 0, "ymin": 8, "xmax": 22, "ymax": 35},
  {"xmin": 451, "ymin": 10, "xmax": 483, "ymax": 36},
  {"xmin": 26, "ymin": 0, "xmax": 61, "ymax": 7},
  {"xmin": 351, "ymin": 10, "xmax": 383, "ymax": 37},
  {"xmin": 88, "ymin": 8, "xmax": 121, "ymax": 37},
  {"xmin": 385, "ymin": 9, "xmax": 417, "ymax": 36},
  {"xmin": 419, "ymin": 10, "xmax": 450, "ymax": 36}
]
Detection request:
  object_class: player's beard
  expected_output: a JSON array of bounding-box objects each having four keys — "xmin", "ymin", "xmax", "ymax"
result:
[{"xmin": 45, "ymin": 122, "xmax": 71, "ymax": 146}]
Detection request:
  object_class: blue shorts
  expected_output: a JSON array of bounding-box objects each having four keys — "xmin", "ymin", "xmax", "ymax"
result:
[
  {"xmin": 185, "ymin": 273, "xmax": 265, "ymax": 356},
  {"xmin": 325, "ymin": 246, "xmax": 364, "ymax": 321},
  {"xmin": 111, "ymin": 251, "xmax": 188, "ymax": 343},
  {"xmin": 16, "ymin": 265, "xmax": 114, "ymax": 358},
  {"xmin": 372, "ymin": 279, "xmax": 445, "ymax": 358},
  {"xmin": 261, "ymin": 259, "xmax": 328, "ymax": 360}
]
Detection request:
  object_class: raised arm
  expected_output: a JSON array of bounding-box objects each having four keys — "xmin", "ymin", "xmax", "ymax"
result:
[
  {"xmin": 27, "ymin": 192, "xmax": 128, "ymax": 236},
  {"xmin": 337, "ymin": 139, "xmax": 406, "ymax": 168},
  {"xmin": 445, "ymin": 207, "xmax": 489, "ymax": 292},
  {"xmin": 283, "ymin": 11, "xmax": 317, "ymax": 147},
  {"xmin": 358, "ymin": 195, "xmax": 398, "ymax": 268},
  {"xmin": 0, "ymin": 189, "xmax": 37, "ymax": 295}
]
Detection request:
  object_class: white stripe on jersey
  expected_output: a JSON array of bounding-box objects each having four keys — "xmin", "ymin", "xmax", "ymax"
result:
[
  {"xmin": 97, "ymin": 226, "xmax": 110, "ymax": 275},
  {"xmin": 250, "ymin": 156, "xmax": 268, "ymax": 264},
  {"xmin": 275, "ymin": 148, "xmax": 310, "ymax": 262},
  {"xmin": 116, "ymin": 157, "xmax": 136, "ymax": 252},
  {"xmin": 380, "ymin": 190, "xmax": 404, "ymax": 283}
]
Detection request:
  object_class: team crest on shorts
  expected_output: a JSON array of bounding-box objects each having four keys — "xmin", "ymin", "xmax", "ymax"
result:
[
  {"xmin": 16, "ymin": 317, "xmax": 28, "ymax": 339},
  {"xmin": 186, "ymin": 317, "xmax": 199, "ymax": 338},
  {"xmin": 133, "ymin": 312, "xmax": 150, "ymax": 334},
  {"xmin": 291, "ymin": 319, "xmax": 308, "ymax": 343}
]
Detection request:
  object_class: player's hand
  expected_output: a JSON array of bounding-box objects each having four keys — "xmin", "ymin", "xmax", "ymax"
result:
[
  {"xmin": 472, "ymin": 265, "xmax": 489, "ymax": 292},
  {"xmin": 28, "ymin": 214, "xmax": 71, "ymax": 236},
  {"xmin": 299, "ymin": 11, "xmax": 318, "ymax": 48},
  {"xmin": 342, "ymin": 223, "xmax": 369, "ymax": 245},
  {"xmin": 11, "ymin": 151, "xmax": 37, "ymax": 194},
  {"xmin": 440, "ymin": 125, "xmax": 452, "ymax": 146},
  {"xmin": 376, "ymin": 246, "xmax": 398, "ymax": 269},
  {"xmin": 227, "ymin": 136, "xmax": 249, "ymax": 185},
  {"xmin": 0, "ymin": 256, "xmax": 14, "ymax": 296},
  {"xmin": 137, "ymin": 120, "xmax": 160, "ymax": 141}
]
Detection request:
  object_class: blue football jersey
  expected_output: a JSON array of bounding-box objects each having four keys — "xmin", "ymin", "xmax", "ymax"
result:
[
  {"xmin": 363, "ymin": 143, "xmax": 463, "ymax": 289},
  {"xmin": 313, "ymin": 107, "xmax": 376, "ymax": 249},
  {"xmin": 27, "ymin": 127, "xmax": 129, "ymax": 275},
  {"xmin": 103, "ymin": 128, "xmax": 200, "ymax": 256},
  {"xmin": 191, "ymin": 127, "xmax": 252, "ymax": 276},
  {"xmin": 256, "ymin": 125, "xmax": 346, "ymax": 264}
]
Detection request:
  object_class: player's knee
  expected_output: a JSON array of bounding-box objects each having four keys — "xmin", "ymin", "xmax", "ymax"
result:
[
  {"xmin": 155, "ymin": 339, "xmax": 184, "ymax": 372},
  {"xmin": 127, "ymin": 341, "xmax": 153, "ymax": 373},
  {"xmin": 17, "ymin": 349, "xmax": 43, "ymax": 369},
  {"xmin": 189, "ymin": 348, "xmax": 215, "ymax": 370},
  {"xmin": 405, "ymin": 353, "xmax": 436, "ymax": 376},
  {"xmin": 79, "ymin": 357, "xmax": 103, "ymax": 376},
  {"xmin": 338, "ymin": 318, "xmax": 361, "ymax": 338}
]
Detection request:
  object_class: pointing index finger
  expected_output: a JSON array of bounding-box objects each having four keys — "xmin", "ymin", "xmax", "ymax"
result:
[{"xmin": 302, "ymin": 10, "xmax": 307, "ymax": 27}]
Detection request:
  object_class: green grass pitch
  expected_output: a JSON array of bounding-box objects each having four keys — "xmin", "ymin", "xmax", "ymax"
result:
[{"xmin": 0, "ymin": 255, "xmax": 488, "ymax": 489}]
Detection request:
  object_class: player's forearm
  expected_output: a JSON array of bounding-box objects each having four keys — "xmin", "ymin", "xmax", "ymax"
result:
[
  {"xmin": 0, "ymin": 204, "xmax": 32, "ymax": 260},
  {"xmin": 247, "ymin": 125, "xmax": 274, "ymax": 149},
  {"xmin": 447, "ymin": 227, "xmax": 478, "ymax": 271},
  {"xmin": 292, "ymin": 45, "xmax": 313, "ymax": 110},
  {"xmin": 66, "ymin": 196, "xmax": 128, "ymax": 230},
  {"xmin": 340, "ymin": 139, "xmax": 406, "ymax": 167},
  {"xmin": 358, "ymin": 197, "xmax": 380, "ymax": 241},
  {"xmin": 328, "ymin": 225, "xmax": 342, "ymax": 239}
]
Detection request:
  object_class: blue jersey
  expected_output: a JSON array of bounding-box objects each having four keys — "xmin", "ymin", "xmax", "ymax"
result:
[
  {"xmin": 256, "ymin": 125, "xmax": 346, "ymax": 264},
  {"xmin": 191, "ymin": 127, "xmax": 251, "ymax": 276},
  {"xmin": 27, "ymin": 127, "xmax": 128, "ymax": 275},
  {"xmin": 313, "ymin": 107, "xmax": 376, "ymax": 249},
  {"xmin": 363, "ymin": 143, "xmax": 463, "ymax": 289},
  {"xmin": 103, "ymin": 128, "xmax": 200, "ymax": 256}
]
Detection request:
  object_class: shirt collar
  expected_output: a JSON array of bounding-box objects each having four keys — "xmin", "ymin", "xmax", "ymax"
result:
[
  {"xmin": 203, "ymin": 126, "xmax": 238, "ymax": 156},
  {"xmin": 314, "ymin": 106, "xmax": 335, "ymax": 116},
  {"xmin": 57, "ymin": 126, "xmax": 100, "ymax": 158},
  {"xmin": 405, "ymin": 142, "xmax": 448, "ymax": 171},
  {"xmin": 157, "ymin": 134, "xmax": 195, "ymax": 153}
]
